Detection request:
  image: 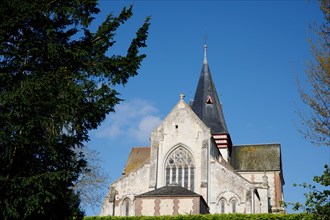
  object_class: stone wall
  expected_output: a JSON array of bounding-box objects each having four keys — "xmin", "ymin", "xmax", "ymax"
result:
[
  {"xmin": 209, "ymin": 159, "xmax": 256, "ymax": 214},
  {"xmin": 135, "ymin": 197, "xmax": 203, "ymax": 216},
  {"xmin": 149, "ymin": 100, "xmax": 212, "ymax": 200},
  {"xmin": 100, "ymin": 161, "xmax": 151, "ymax": 216},
  {"xmin": 238, "ymin": 171, "xmax": 284, "ymax": 213}
]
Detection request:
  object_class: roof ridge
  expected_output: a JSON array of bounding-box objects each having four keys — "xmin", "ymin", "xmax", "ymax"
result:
[
  {"xmin": 233, "ymin": 143, "xmax": 281, "ymax": 147},
  {"xmin": 137, "ymin": 184, "xmax": 200, "ymax": 197},
  {"xmin": 112, "ymin": 158, "xmax": 151, "ymax": 185}
]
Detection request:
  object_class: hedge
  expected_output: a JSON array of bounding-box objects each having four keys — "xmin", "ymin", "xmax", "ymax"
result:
[{"xmin": 84, "ymin": 214, "xmax": 315, "ymax": 220}]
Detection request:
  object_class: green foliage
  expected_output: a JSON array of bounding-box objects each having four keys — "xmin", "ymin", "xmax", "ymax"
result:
[
  {"xmin": 0, "ymin": 0, "xmax": 149, "ymax": 219},
  {"xmin": 83, "ymin": 213, "xmax": 314, "ymax": 220},
  {"xmin": 287, "ymin": 164, "xmax": 330, "ymax": 220}
]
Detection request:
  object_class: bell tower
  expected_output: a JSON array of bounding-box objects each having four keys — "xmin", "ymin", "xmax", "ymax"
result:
[{"xmin": 190, "ymin": 45, "xmax": 232, "ymax": 161}]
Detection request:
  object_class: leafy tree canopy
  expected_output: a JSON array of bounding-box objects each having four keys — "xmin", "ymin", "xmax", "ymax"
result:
[
  {"xmin": 0, "ymin": 0, "xmax": 149, "ymax": 219},
  {"xmin": 289, "ymin": 164, "xmax": 330, "ymax": 220}
]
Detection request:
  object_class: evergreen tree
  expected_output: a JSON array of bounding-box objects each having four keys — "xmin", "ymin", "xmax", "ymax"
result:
[{"xmin": 0, "ymin": 0, "xmax": 149, "ymax": 219}]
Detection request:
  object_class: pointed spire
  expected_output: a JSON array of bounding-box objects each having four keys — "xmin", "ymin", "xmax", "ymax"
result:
[{"xmin": 191, "ymin": 45, "xmax": 228, "ymax": 134}]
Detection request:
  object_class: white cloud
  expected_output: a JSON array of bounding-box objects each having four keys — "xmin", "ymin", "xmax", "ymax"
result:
[
  {"xmin": 129, "ymin": 115, "xmax": 162, "ymax": 142},
  {"xmin": 94, "ymin": 98, "xmax": 162, "ymax": 144}
]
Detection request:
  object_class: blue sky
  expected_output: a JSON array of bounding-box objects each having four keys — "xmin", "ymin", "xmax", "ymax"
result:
[{"xmin": 86, "ymin": 0, "xmax": 330, "ymax": 216}]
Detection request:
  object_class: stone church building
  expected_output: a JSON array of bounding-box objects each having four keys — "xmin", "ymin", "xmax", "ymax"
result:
[{"xmin": 100, "ymin": 45, "xmax": 285, "ymax": 216}]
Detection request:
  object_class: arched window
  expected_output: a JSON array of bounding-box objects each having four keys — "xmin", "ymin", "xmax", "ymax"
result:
[
  {"xmin": 231, "ymin": 200, "xmax": 237, "ymax": 213},
  {"xmin": 165, "ymin": 147, "xmax": 195, "ymax": 191},
  {"xmin": 122, "ymin": 198, "xmax": 130, "ymax": 216},
  {"xmin": 220, "ymin": 199, "xmax": 226, "ymax": 213}
]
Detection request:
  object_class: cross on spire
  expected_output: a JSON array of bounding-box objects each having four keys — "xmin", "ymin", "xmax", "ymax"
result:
[{"xmin": 180, "ymin": 93, "xmax": 185, "ymax": 100}]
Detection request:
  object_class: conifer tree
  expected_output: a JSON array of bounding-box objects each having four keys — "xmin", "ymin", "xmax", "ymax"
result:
[{"xmin": 0, "ymin": 0, "xmax": 149, "ymax": 219}]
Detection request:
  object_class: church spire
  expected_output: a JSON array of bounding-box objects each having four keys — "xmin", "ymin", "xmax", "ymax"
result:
[
  {"xmin": 191, "ymin": 45, "xmax": 228, "ymax": 134},
  {"xmin": 191, "ymin": 44, "xmax": 232, "ymax": 158}
]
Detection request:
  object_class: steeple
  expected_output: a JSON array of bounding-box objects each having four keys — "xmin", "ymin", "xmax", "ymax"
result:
[
  {"xmin": 191, "ymin": 44, "xmax": 232, "ymax": 159},
  {"xmin": 191, "ymin": 44, "xmax": 228, "ymax": 134}
]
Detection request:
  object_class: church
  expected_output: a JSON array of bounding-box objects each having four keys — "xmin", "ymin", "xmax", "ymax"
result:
[{"xmin": 100, "ymin": 45, "xmax": 285, "ymax": 216}]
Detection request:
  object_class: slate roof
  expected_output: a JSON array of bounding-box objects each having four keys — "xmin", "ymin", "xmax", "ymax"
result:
[
  {"xmin": 231, "ymin": 144, "xmax": 282, "ymax": 172},
  {"xmin": 191, "ymin": 46, "xmax": 228, "ymax": 134},
  {"xmin": 137, "ymin": 184, "xmax": 200, "ymax": 197},
  {"xmin": 122, "ymin": 147, "xmax": 150, "ymax": 175}
]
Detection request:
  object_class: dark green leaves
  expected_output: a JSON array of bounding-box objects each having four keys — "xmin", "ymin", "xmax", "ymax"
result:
[
  {"xmin": 0, "ymin": 0, "xmax": 149, "ymax": 219},
  {"xmin": 288, "ymin": 165, "xmax": 330, "ymax": 220}
]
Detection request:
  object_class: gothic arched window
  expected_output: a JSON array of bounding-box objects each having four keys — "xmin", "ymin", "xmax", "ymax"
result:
[
  {"xmin": 220, "ymin": 198, "xmax": 226, "ymax": 213},
  {"xmin": 231, "ymin": 199, "xmax": 237, "ymax": 213},
  {"xmin": 122, "ymin": 198, "xmax": 130, "ymax": 216},
  {"xmin": 165, "ymin": 147, "xmax": 195, "ymax": 191}
]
